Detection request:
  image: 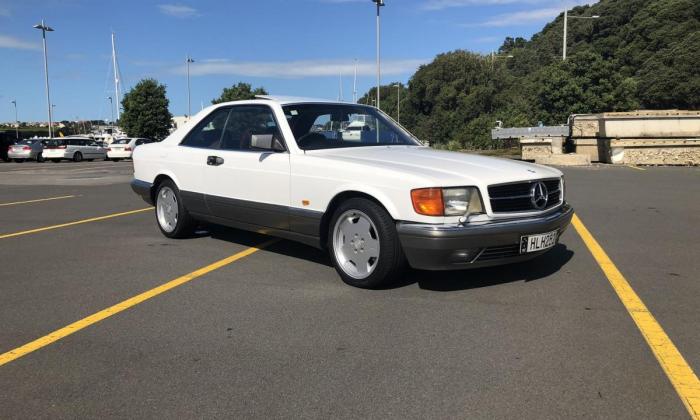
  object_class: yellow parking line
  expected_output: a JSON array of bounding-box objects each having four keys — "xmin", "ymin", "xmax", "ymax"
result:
[
  {"xmin": 572, "ymin": 214, "xmax": 700, "ymax": 419},
  {"xmin": 0, "ymin": 195, "xmax": 77, "ymax": 207},
  {"xmin": 626, "ymin": 165, "xmax": 646, "ymax": 171},
  {"xmin": 0, "ymin": 207, "xmax": 152, "ymax": 239},
  {"xmin": 0, "ymin": 239, "xmax": 279, "ymax": 367}
]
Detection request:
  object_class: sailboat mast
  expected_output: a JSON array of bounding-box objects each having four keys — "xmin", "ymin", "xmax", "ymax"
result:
[
  {"xmin": 111, "ymin": 32, "xmax": 120, "ymax": 120},
  {"xmin": 353, "ymin": 59, "xmax": 358, "ymax": 103}
]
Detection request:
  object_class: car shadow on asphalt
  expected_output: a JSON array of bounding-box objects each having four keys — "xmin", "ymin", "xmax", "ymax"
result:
[
  {"xmin": 204, "ymin": 225, "xmax": 574, "ymax": 292},
  {"xmin": 398, "ymin": 244, "xmax": 574, "ymax": 292}
]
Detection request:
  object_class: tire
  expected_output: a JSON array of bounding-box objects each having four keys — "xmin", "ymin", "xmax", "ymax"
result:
[
  {"xmin": 73, "ymin": 152, "xmax": 83, "ymax": 162},
  {"xmin": 328, "ymin": 198, "xmax": 406, "ymax": 289},
  {"xmin": 36, "ymin": 153, "xmax": 44, "ymax": 163},
  {"xmin": 154, "ymin": 180, "xmax": 196, "ymax": 239}
]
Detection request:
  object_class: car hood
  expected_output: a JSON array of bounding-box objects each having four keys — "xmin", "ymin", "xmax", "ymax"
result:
[{"xmin": 305, "ymin": 146, "xmax": 562, "ymax": 186}]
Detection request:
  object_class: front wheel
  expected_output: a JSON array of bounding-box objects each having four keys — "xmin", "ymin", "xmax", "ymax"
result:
[
  {"xmin": 328, "ymin": 198, "xmax": 406, "ymax": 289},
  {"xmin": 155, "ymin": 180, "xmax": 196, "ymax": 238}
]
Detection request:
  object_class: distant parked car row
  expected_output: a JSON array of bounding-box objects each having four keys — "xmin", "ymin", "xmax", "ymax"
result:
[{"xmin": 2, "ymin": 136, "xmax": 156, "ymax": 163}]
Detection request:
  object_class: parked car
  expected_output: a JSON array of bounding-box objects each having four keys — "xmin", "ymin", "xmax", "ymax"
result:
[
  {"xmin": 131, "ymin": 97, "xmax": 573, "ymax": 288},
  {"xmin": 1, "ymin": 131, "xmax": 19, "ymax": 162},
  {"xmin": 107, "ymin": 137, "xmax": 155, "ymax": 161},
  {"xmin": 7, "ymin": 138, "xmax": 46, "ymax": 162},
  {"xmin": 43, "ymin": 137, "xmax": 107, "ymax": 162}
]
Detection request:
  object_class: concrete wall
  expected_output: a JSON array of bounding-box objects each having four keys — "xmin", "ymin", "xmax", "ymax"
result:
[{"xmin": 570, "ymin": 110, "xmax": 700, "ymax": 165}]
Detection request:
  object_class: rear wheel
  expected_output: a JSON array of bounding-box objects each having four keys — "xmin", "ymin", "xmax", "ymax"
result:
[
  {"xmin": 36, "ymin": 153, "xmax": 44, "ymax": 162},
  {"xmin": 155, "ymin": 180, "xmax": 196, "ymax": 239},
  {"xmin": 328, "ymin": 198, "xmax": 406, "ymax": 289},
  {"xmin": 73, "ymin": 152, "xmax": 83, "ymax": 162}
]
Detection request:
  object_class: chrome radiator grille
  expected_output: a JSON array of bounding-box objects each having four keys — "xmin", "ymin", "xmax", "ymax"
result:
[{"xmin": 488, "ymin": 179, "xmax": 561, "ymax": 213}]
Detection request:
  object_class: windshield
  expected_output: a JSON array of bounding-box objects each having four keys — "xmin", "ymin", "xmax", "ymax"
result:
[{"xmin": 282, "ymin": 103, "xmax": 421, "ymax": 150}]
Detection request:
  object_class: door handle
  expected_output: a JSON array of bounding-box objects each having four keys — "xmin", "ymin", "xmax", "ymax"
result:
[{"xmin": 207, "ymin": 156, "xmax": 224, "ymax": 166}]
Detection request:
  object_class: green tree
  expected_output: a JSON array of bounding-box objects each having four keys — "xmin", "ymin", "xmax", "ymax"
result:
[
  {"xmin": 211, "ymin": 82, "xmax": 268, "ymax": 104},
  {"xmin": 120, "ymin": 79, "xmax": 173, "ymax": 140}
]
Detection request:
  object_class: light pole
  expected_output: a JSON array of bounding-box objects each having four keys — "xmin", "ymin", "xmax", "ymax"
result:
[
  {"xmin": 392, "ymin": 83, "xmax": 401, "ymax": 124},
  {"xmin": 186, "ymin": 55, "xmax": 194, "ymax": 118},
  {"xmin": 563, "ymin": 10, "xmax": 600, "ymax": 60},
  {"xmin": 108, "ymin": 96, "xmax": 114, "ymax": 131},
  {"xmin": 490, "ymin": 51, "xmax": 513, "ymax": 70},
  {"xmin": 11, "ymin": 100, "xmax": 18, "ymax": 139},
  {"xmin": 372, "ymin": 0, "xmax": 385, "ymax": 109},
  {"xmin": 33, "ymin": 19, "xmax": 54, "ymax": 138}
]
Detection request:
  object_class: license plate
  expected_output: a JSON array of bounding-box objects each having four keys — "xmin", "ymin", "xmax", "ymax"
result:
[{"xmin": 520, "ymin": 230, "xmax": 558, "ymax": 253}]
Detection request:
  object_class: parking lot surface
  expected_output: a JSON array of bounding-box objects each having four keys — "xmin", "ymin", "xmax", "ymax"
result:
[{"xmin": 0, "ymin": 161, "xmax": 698, "ymax": 419}]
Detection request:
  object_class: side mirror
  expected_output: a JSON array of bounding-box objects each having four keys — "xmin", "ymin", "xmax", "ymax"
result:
[{"xmin": 251, "ymin": 134, "xmax": 286, "ymax": 152}]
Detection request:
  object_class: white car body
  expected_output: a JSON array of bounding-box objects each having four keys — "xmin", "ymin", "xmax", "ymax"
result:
[
  {"xmin": 43, "ymin": 137, "xmax": 107, "ymax": 162},
  {"xmin": 132, "ymin": 97, "xmax": 572, "ymax": 283}
]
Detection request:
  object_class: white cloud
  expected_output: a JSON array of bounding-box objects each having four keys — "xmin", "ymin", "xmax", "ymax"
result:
[
  {"xmin": 0, "ymin": 34, "xmax": 40, "ymax": 50},
  {"xmin": 157, "ymin": 4, "xmax": 199, "ymax": 18},
  {"xmin": 179, "ymin": 59, "xmax": 426, "ymax": 78},
  {"xmin": 423, "ymin": 0, "xmax": 545, "ymax": 10},
  {"xmin": 423, "ymin": 0, "xmax": 595, "ymax": 10},
  {"xmin": 463, "ymin": 6, "xmax": 563, "ymax": 26}
]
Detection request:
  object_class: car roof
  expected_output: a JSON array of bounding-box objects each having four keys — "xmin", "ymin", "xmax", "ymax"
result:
[{"xmin": 210, "ymin": 95, "xmax": 374, "ymax": 107}]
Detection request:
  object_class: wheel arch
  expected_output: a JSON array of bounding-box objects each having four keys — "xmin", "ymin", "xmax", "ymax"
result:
[
  {"xmin": 319, "ymin": 190, "xmax": 396, "ymax": 249},
  {"xmin": 150, "ymin": 172, "xmax": 180, "ymax": 204}
]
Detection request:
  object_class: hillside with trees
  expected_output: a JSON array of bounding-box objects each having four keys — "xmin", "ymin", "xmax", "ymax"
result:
[{"xmin": 362, "ymin": 0, "xmax": 699, "ymax": 149}]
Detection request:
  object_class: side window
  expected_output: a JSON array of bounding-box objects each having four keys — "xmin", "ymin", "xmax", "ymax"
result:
[
  {"xmin": 135, "ymin": 139, "xmax": 146, "ymax": 146},
  {"xmin": 219, "ymin": 106, "xmax": 284, "ymax": 151},
  {"xmin": 181, "ymin": 108, "xmax": 231, "ymax": 148}
]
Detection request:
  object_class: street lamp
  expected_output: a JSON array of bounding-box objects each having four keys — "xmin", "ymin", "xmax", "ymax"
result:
[
  {"xmin": 490, "ymin": 51, "xmax": 513, "ymax": 70},
  {"xmin": 10, "ymin": 100, "xmax": 18, "ymax": 140},
  {"xmin": 33, "ymin": 19, "xmax": 54, "ymax": 138},
  {"xmin": 563, "ymin": 10, "xmax": 600, "ymax": 60},
  {"xmin": 372, "ymin": 0, "xmax": 385, "ymax": 109},
  {"xmin": 107, "ymin": 96, "xmax": 114, "ymax": 131},
  {"xmin": 392, "ymin": 83, "xmax": 401, "ymax": 124},
  {"xmin": 186, "ymin": 55, "xmax": 195, "ymax": 118}
]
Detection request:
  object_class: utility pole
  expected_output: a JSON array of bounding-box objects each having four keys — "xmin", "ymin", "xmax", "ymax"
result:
[
  {"xmin": 372, "ymin": 0, "xmax": 385, "ymax": 109},
  {"xmin": 33, "ymin": 20, "xmax": 54, "ymax": 138}
]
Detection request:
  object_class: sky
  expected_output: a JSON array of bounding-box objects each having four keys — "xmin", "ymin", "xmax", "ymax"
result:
[{"xmin": 0, "ymin": 0, "xmax": 591, "ymax": 122}]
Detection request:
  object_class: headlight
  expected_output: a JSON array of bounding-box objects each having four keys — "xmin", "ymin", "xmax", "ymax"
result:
[{"xmin": 411, "ymin": 187, "xmax": 484, "ymax": 217}]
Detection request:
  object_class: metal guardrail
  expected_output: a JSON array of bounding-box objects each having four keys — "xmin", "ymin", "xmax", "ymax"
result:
[{"xmin": 491, "ymin": 126, "xmax": 568, "ymax": 140}]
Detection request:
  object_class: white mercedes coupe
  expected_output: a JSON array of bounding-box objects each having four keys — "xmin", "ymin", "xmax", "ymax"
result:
[{"xmin": 131, "ymin": 97, "xmax": 573, "ymax": 288}]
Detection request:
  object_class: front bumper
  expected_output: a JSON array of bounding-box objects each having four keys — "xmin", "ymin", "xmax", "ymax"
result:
[{"xmin": 397, "ymin": 204, "xmax": 574, "ymax": 270}]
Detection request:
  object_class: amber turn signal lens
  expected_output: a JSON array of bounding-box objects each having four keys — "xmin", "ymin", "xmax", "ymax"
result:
[{"xmin": 411, "ymin": 188, "xmax": 444, "ymax": 216}]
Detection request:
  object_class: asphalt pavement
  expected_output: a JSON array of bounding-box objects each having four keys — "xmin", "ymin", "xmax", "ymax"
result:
[{"xmin": 0, "ymin": 160, "xmax": 697, "ymax": 419}]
